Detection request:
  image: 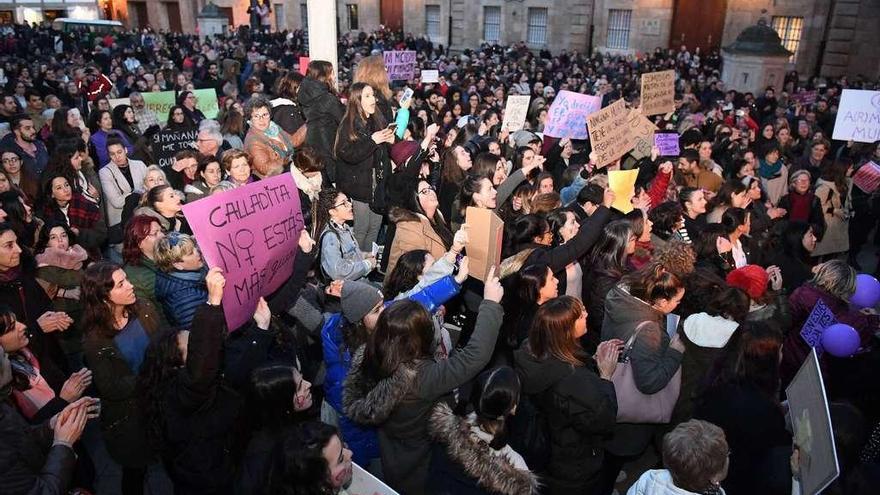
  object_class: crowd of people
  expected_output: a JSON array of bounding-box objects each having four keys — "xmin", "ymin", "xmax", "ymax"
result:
[{"xmin": 0, "ymin": 19, "xmax": 879, "ymax": 495}]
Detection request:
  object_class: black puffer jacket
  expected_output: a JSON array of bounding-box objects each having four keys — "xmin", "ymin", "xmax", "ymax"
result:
[
  {"xmin": 298, "ymin": 77, "xmax": 344, "ymax": 182},
  {"xmin": 334, "ymin": 117, "xmax": 389, "ymax": 203},
  {"xmin": 514, "ymin": 345, "xmax": 617, "ymax": 494}
]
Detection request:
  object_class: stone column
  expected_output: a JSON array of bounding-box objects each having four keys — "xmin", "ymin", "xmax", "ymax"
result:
[{"xmin": 306, "ymin": 0, "xmax": 338, "ymax": 79}]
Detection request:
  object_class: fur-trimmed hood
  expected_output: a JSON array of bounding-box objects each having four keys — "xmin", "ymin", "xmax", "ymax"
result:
[
  {"xmin": 388, "ymin": 206, "xmax": 426, "ymax": 224},
  {"xmin": 428, "ymin": 402, "xmax": 540, "ymax": 495},
  {"xmin": 342, "ymin": 346, "xmax": 418, "ymax": 426}
]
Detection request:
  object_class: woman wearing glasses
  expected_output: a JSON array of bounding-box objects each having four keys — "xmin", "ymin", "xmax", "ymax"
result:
[
  {"xmin": 244, "ymin": 95, "xmax": 295, "ymax": 178},
  {"xmin": 177, "ymin": 90, "xmax": 205, "ymax": 126},
  {"xmin": 385, "ymin": 179, "xmax": 454, "ymax": 279},
  {"xmin": 313, "ymin": 188, "xmax": 376, "ymax": 282}
]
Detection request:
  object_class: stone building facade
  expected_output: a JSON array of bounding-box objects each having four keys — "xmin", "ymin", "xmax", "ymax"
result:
[{"xmin": 104, "ymin": 0, "xmax": 878, "ymax": 79}]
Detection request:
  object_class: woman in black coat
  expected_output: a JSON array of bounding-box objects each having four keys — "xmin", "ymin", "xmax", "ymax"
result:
[
  {"xmin": 138, "ymin": 268, "xmax": 244, "ymax": 495},
  {"xmin": 582, "ymin": 220, "xmax": 635, "ymax": 352},
  {"xmin": 333, "ymin": 82, "xmax": 395, "ymax": 251},
  {"xmin": 514, "ymin": 296, "xmax": 621, "ymax": 494},
  {"xmin": 298, "ymin": 61, "xmax": 345, "ymax": 183}
]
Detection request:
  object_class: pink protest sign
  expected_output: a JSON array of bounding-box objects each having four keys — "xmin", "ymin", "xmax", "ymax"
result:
[
  {"xmin": 182, "ymin": 174, "xmax": 304, "ymax": 330},
  {"xmin": 852, "ymin": 161, "xmax": 880, "ymax": 193},
  {"xmin": 543, "ymin": 90, "xmax": 602, "ymax": 140},
  {"xmin": 298, "ymin": 56, "xmax": 310, "ymax": 76},
  {"xmin": 383, "ymin": 50, "xmax": 417, "ymax": 81}
]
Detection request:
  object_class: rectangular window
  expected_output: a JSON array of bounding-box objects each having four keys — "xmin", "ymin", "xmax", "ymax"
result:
[
  {"xmin": 426, "ymin": 5, "xmax": 441, "ymax": 40},
  {"xmin": 483, "ymin": 6, "xmax": 501, "ymax": 43},
  {"xmin": 606, "ymin": 9, "xmax": 632, "ymax": 50},
  {"xmin": 347, "ymin": 4, "xmax": 359, "ymax": 30},
  {"xmin": 300, "ymin": 3, "xmax": 308, "ymax": 30},
  {"xmin": 527, "ymin": 8, "xmax": 548, "ymax": 45},
  {"xmin": 772, "ymin": 16, "xmax": 803, "ymax": 62}
]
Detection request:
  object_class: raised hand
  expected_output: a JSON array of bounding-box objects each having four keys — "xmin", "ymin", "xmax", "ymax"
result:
[
  {"xmin": 483, "ymin": 266, "xmax": 504, "ymax": 303},
  {"xmin": 253, "ymin": 297, "xmax": 271, "ymax": 330},
  {"xmin": 595, "ymin": 340, "xmax": 623, "ymax": 380},
  {"xmin": 205, "ymin": 267, "xmax": 226, "ymax": 306}
]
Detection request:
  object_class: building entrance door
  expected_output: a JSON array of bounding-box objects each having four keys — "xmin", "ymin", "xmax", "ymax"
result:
[
  {"xmin": 380, "ymin": 0, "xmax": 403, "ymax": 31},
  {"xmin": 669, "ymin": 0, "xmax": 728, "ymax": 53}
]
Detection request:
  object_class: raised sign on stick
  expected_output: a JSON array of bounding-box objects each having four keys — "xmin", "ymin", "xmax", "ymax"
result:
[{"xmin": 587, "ymin": 99, "xmax": 635, "ymax": 167}]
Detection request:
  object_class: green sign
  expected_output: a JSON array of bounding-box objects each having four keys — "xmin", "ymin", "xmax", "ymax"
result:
[{"xmin": 141, "ymin": 89, "xmax": 219, "ymax": 121}]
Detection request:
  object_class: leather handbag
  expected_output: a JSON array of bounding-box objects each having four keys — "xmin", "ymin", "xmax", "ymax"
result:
[{"xmin": 611, "ymin": 321, "xmax": 682, "ymax": 424}]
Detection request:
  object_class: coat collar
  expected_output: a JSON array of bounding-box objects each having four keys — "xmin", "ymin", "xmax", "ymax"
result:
[{"xmin": 342, "ymin": 346, "xmax": 418, "ymax": 426}]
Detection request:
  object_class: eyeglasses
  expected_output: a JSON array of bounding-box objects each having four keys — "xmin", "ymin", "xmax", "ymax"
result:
[
  {"xmin": 251, "ymin": 112, "xmax": 271, "ymax": 120},
  {"xmin": 418, "ymin": 186, "xmax": 435, "ymax": 195},
  {"xmin": 332, "ymin": 198, "xmax": 352, "ymax": 209},
  {"xmin": 2, "ymin": 157, "xmax": 20, "ymax": 164}
]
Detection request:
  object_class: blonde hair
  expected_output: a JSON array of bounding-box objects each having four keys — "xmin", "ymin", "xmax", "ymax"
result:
[
  {"xmin": 812, "ymin": 259, "xmax": 856, "ymax": 301},
  {"xmin": 143, "ymin": 165, "xmax": 167, "ymax": 187},
  {"xmin": 154, "ymin": 232, "xmax": 198, "ymax": 272},
  {"xmin": 354, "ymin": 55, "xmax": 392, "ymax": 100}
]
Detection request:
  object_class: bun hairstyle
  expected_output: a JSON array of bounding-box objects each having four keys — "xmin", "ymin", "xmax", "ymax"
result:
[
  {"xmin": 624, "ymin": 262, "xmax": 684, "ymax": 306},
  {"xmin": 462, "ymin": 366, "xmax": 521, "ymax": 450}
]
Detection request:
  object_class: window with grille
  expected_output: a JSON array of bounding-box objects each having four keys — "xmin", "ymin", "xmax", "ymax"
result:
[
  {"xmin": 426, "ymin": 5, "xmax": 441, "ymax": 39},
  {"xmin": 347, "ymin": 4, "xmax": 359, "ymax": 30},
  {"xmin": 772, "ymin": 16, "xmax": 803, "ymax": 62},
  {"xmin": 607, "ymin": 9, "xmax": 632, "ymax": 50},
  {"xmin": 527, "ymin": 8, "xmax": 548, "ymax": 45},
  {"xmin": 300, "ymin": 4, "xmax": 308, "ymax": 30},
  {"xmin": 484, "ymin": 6, "xmax": 501, "ymax": 43}
]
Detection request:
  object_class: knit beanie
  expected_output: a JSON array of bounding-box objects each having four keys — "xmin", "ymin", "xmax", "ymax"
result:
[
  {"xmin": 726, "ymin": 264, "xmax": 769, "ymax": 300},
  {"xmin": 341, "ymin": 281, "xmax": 384, "ymax": 323}
]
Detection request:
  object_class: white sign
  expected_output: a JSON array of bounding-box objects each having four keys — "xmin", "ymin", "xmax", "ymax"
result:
[
  {"xmin": 348, "ymin": 462, "xmax": 399, "ymax": 495},
  {"xmin": 832, "ymin": 89, "xmax": 880, "ymax": 143},
  {"xmin": 420, "ymin": 69, "xmax": 439, "ymax": 83},
  {"xmin": 501, "ymin": 95, "xmax": 531, "ymax": 132}
]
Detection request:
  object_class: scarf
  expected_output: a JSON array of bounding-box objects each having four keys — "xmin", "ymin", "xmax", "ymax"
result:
[
  {"xmin": 788, "ymin": 191, "xmax": 813, "ymax": 222},
  {"xmin": 758, "ymin": 158, "xmax": 783, "ymax": 179},
  {"xmin": 36, "ymin": 245, "xmax": 88, "ymax": 270},
  {"xmin": 44, "ymin": 193, "xmax": 102, "ymax": 229},
  {"xmin": 0, "ymin": 266, "xmax": 21, "ymax": 283},
  {"xmin": 291, "ymin": 166, "xmax": 323, "ymax": 200},
  {"xmin": 263, "ymin": 121, "xmax": 282, "ymax": 139}
]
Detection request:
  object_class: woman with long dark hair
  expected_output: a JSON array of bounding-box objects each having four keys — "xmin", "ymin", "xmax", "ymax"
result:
[
  {"xmin": 134, "ymin": 184, "xmax": 191, "ymax": 234},
  {"xmin": 515, "ymin": 296, "xmax": 621, "ymax": 494},
  {"xmin": 768, "ymin": 221, "xmax": 816, "ymax": 293},
  {"xmin": 695, "ymin": 321, "xmax": 792, "ymax": 495},
  {"xmin": 81, "ymin": 261, "xmax": 161, "ymax": 494},
  {"xmin": 165, "ymin": 105, "xmax": 197, "ymax": 133},
  {"xmin": 0, "ymin": 190, "xmax": 39, "ymax": 251},
  {"xmin": 344, "ymin": 273, "xmax": 504, "ymax": 494},
  {"xmin": 38, "ymin": 172, "xmax": 106, "ymax": 257},
  {"xmin": 177, "ymin": 90, "xmax": 206, "ymax": 125},
  {"xmin": 706, "ymin": 180, "xmax": 751, "ymax": 224},
  {"xmin": 137, "ymin": 268, "xmax": 244, "ymax": 494},
  {"xmin": 267, "ymin": 422, "xmax": 353, "ymax": 495},
  {"xmin": 812, "ymin": 159, "xmax": 852, "ymax": 258},
  {"xmin": 299, "ymin": 60, "xmax": 345, "ymax": 183},
  {"xmin": 386, "ymin": 177, "xmax": 454, "ymax": 278},
  {"xmin": 333, "ymin": 81, "xmax": 395, "ymax": 251},
  {"xmin": 88, "ymin": 109, "xmax": 133, "ymax": 167},
  {"xmin": 1, "ymin": 149, "xmax": 39, "ymax": 201},
  {"xmin": 43, "ymin": 142, "xmax": 101, "ymax": 205},
  {"xmin": 270, "ymin": 71, "xmax": 306, "ymax": 136},
  {"xmin": 583, "ymin": 220, "xmax": 636, "ymax": 350}
]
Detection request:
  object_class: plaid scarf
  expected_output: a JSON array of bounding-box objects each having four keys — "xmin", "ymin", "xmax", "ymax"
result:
[{"xmin": 44, "ymin": 193, "xmax": 102, "ymax": 229}]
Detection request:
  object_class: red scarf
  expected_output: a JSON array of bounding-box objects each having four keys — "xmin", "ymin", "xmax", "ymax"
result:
[
  {"xmin": 44, "ymin": 193, "xmax": 102, "ymax": 228},
  {"xmin": 788, "ymin": 191, "xmax": 813, "ymax": 222}
]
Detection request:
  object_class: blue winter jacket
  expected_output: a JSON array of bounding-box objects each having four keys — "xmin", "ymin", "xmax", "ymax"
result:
[
  {"xmin": 154, "ymin": 269, "xmax": 208, "ymax": 328},
  {"xmin": 322, "ymin": 274, "xmax": 461, "ymax": 465}
]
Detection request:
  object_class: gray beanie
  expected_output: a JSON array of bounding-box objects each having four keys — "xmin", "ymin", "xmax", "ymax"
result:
[{"xmin": 341, "ymin": 281, "xmax": 383, "ymax": 323}]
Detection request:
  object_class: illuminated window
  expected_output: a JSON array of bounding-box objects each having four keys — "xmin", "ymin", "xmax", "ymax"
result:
[{"xmin": 772, "ymin": 16, "xmax": 803, "ymax": 63}]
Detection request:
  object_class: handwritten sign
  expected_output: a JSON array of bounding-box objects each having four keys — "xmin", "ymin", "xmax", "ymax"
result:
[
  {"xmin": 543, "ymin": 90, "xmax": 602, "ymax": 140},
  {"xmin": 298, "ymin": 56, "xmax": 310, "ymax": 76},
  {"xmin": 608, "ymin": 169, "xmax": 639, "ymax": 214},
  {"xmin": 383, "ymin": 50, "xmax": 417, "ymax": 81},
  {"xmin": 654, "ymin": 132, "xmax": 680, "ymax": 156},
  {"xmin": 852, "ymin": 161, "xmax": 880, "ymax": 194},
  {"xmin": 182, "ymin": 174, "xmax": 304, "ymax": 330},
  {"xmin": 832, "ymin": 89, "xmax": 880, "ymax": 143},
  {"xmin": 501, "ymin": 95, "xmax": 531, "ymax": 132},
  {"xmin": 587, "ymin": 98, "xmax": 635, "ymax": 166},
  {"xmin": 140, "ymin": 89, "xmax": 218, "ymax": 121},
  {"xmin": 792, "ymin": 90, "xmax": 818, "ymax": 106},
  {"xmin": 800, "ymin": 299, "xmax": 836, "ymax": 356},
  {"xmin": 420, "ymin": 69, "xmax": 439, "ymax": 83},
  {"xmin": 192, "ymin": 89, "xmax": 219, "ymax": 119},
  {"xmin": 150, "ymin": 128, "xmax": 197, "ymax": 168},
  {"xmin": 640, "ymin": 70, "xmax": 675, "ymax": 116},
  {"xmin": 785, "ymin": 350, "xmax": 840, "ymax": 495},
  {"xmin": 627, "ymin": 109, "xmax": 656, "ymax": 160}
]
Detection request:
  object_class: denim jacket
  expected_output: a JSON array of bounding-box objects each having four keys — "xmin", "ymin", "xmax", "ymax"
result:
[{"xmin": 320, "ymin": 222, "xmax": 371, "ymax": 281}]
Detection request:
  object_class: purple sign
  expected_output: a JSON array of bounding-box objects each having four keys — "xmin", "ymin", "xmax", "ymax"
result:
[
  {"xmin": 383, "ymin": 50, "xmax": 417, "ymax": 81},
  {"xmin": 654, "ymin": 132, "xmax": 680, "ymax": 156},
  {"xmin": 800, "ymin": 299, "xmax": 837, "ymax": 356},
  {"xmin": 182, "ymin": 174, "xmax": 304, "ymax": 330},
  {"xmin": 543, "ymin": 90, "xmax": 602, "ymax": 140}
]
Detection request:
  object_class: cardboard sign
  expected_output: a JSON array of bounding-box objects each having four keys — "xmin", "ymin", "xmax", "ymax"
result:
[
  {"xmin": 501, "ymin": 95, "xmax": 531, "ymax": 132},
  {"xmin": 792, "ymin": 90, "xmax": 818, "ymax": 106},
  {"xmin": 150, "ymin": 128, "xmax": 198, "ymax": 168},
  {"xmin": 852, "ymin": 161, "xmax": 880, "ymax": 194},
  {"xmin": 587, "ymin": 98, "xmax": 635, "ymax": 166},
  {"xmin": 654, "ymin": 132, "xmax": 680, "ymax": 156},
  {"xmin": 627, "ymin": 108, "xmax": 656, "ymax": 160},
  {"xmin": 298, "ymin": 56, "xmax": 310, "ymax": 76},
  {"xmin": 108, "ymin": 97, "xmax": 131, "ymax": 109},
  {"xmin": 608, "ymin": 169, "xmax": 639, "ymax": 214},
  {"xmin": 349, "ymin": 463, "xmax": 399, "ymax": 495},
  {"xmin": 420, "ymin": 69, "xmax": 439, "ymax": 83},
  {"xmin": 141, "ymin": 89, "xmax": 218, "ymax": 121},
  {"xmin": 785, "ymin": 350, "xmax": 840, "ymax": 495},
  {"xmin": 383, "ymin": 50, "xmax": 417, "ymax": 81},
  {"xmin": 640, "ymin": 70, "xmax": 675, "ymax": 116},
  {"xmin": 800, "ymin": 299, "xmax": 837, "ymax": 356},
  {"xmin": 465, "ymin": 207, "xmax": 503, "ymax": 282},
  {"xmin": 832, "ymin": 89, "xmax": 880, "ymax": 143},
  {"xmin": 543, "ymin": 90, "xmax": 602, "ymax": 140},
  {"xmin": 182, "ymin": 174, "xmax": 304, "ymax": 330}
]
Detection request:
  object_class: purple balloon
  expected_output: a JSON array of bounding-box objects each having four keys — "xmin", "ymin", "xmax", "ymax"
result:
[
  {"xmin": 821, "ymin": 323, "xmax": 860, "ymax": 357},
  {"xmin": 851, "ymin": 274, "xmax": 880, "ymax": 309}
]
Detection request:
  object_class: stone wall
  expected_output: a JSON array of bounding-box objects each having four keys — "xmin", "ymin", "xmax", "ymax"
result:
[{"xmin": 591, "ymin": 0, "xmax": 673, "ymax": 55}]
